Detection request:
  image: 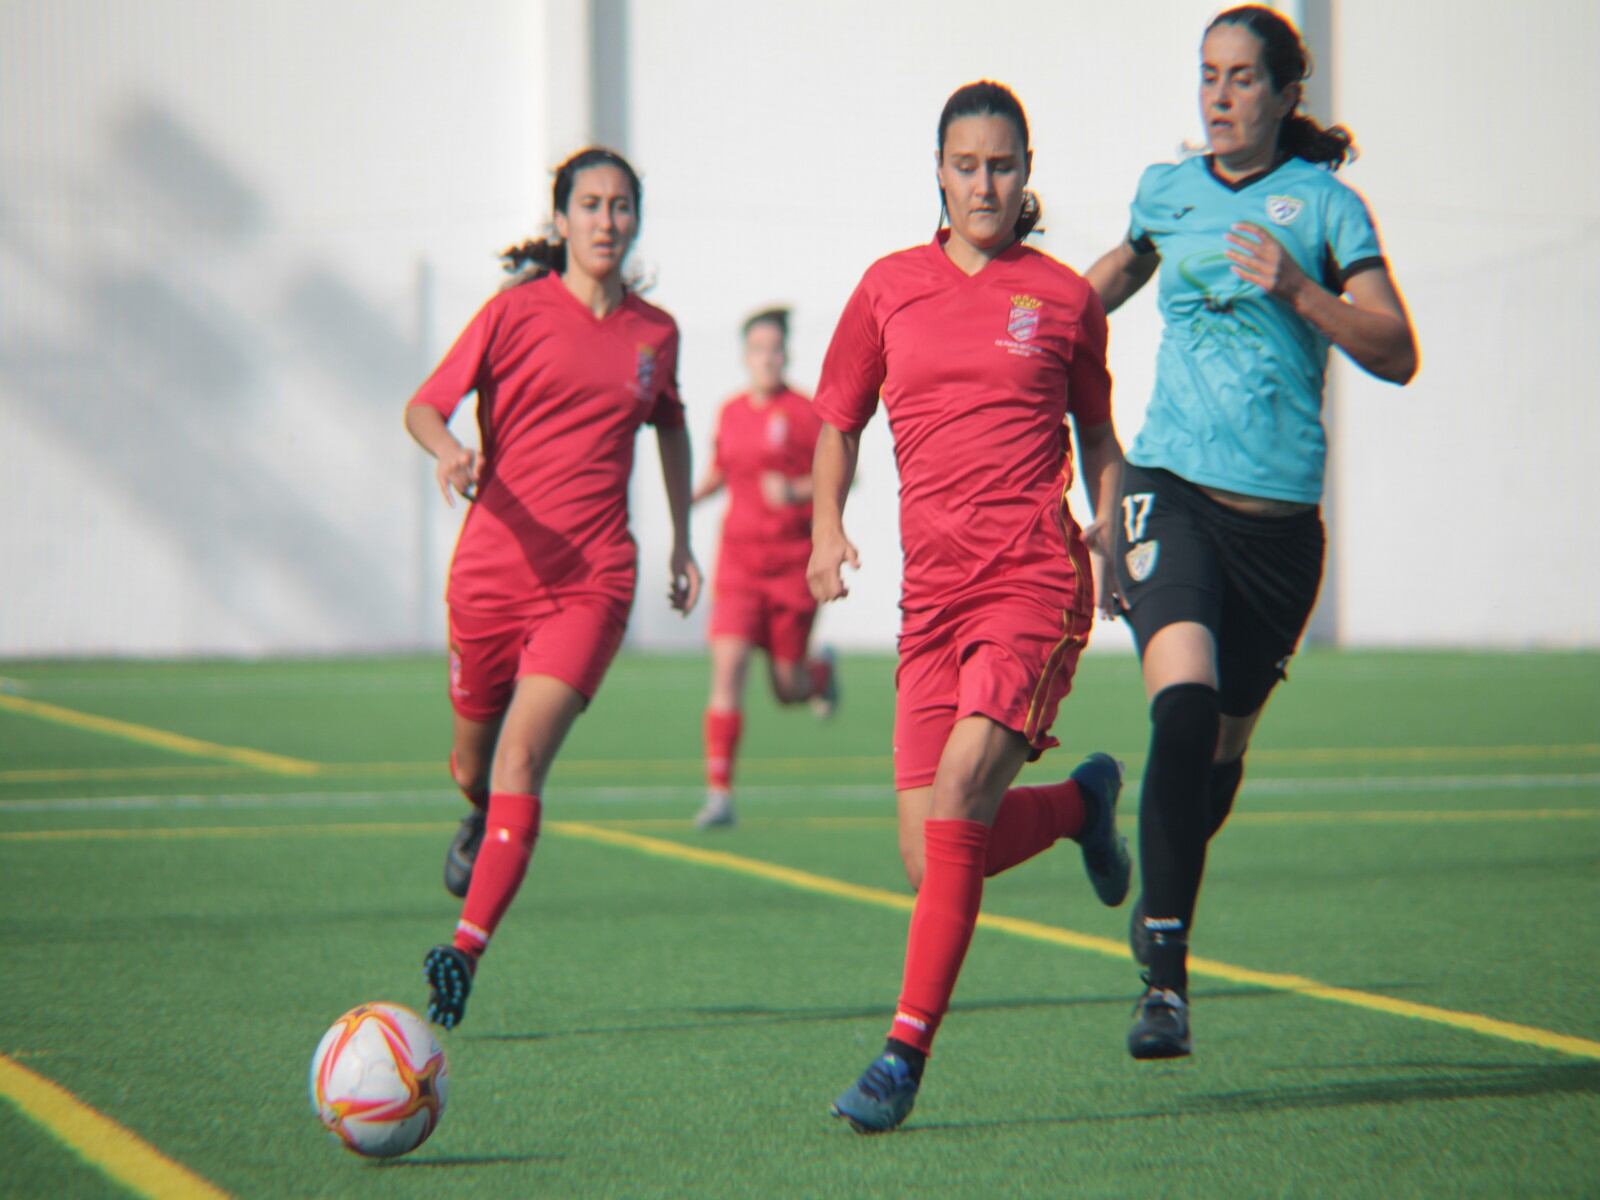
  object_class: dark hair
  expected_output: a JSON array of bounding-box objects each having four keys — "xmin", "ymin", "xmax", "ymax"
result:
[
  {"xmin": 1207, "ymin": 6, "xmax": 1355, "ymax": 169},
  {"xmin": 936, "ymin": 80, "xmax": 1043, "ymax": 241},
  {"xmin": 741, "ymin": 306, "xmax": 789, "ymax": 339},
  {"xmin": 499, "ymin": 147, "xmax": 643, "ymax": 286}
]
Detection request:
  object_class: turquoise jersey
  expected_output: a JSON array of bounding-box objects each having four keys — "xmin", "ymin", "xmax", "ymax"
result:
[{"xmin": 1124, "ymin": 155, "xmax": 1385, "ymax": 503}]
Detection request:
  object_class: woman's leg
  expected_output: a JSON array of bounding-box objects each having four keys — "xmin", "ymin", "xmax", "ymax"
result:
[
  {"xmin": 698, "ymin": 637, "xmax": 752, "ymax": 828},
  {"xmin": 442, "ymin": 711, "xmax": 502, "ymax": 897},
  {"xmin": 833, "ymin": 717, "xmax": 1028, "ymax": 1133},
  {"xmin": 426, "ymin": 675, "xmax": 585, "ymax": 1027}
]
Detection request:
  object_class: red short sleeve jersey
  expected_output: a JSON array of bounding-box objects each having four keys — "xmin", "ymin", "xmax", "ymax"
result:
[
  {"xmin": 813, "ymin": 232, "xmax": 1111, "ymax": 629},
  {"xmin": 409, "ymin": 272, "xmax": 685, "ymax": 615},
  {"xmin": 713, "ymin": 387, "xmax": 821, "ymax": 549}
]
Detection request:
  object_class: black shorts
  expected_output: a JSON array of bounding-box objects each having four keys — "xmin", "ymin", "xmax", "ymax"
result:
[{"xmin": 1113, "ymin": 464, "xmax": 1325, "ymax": 717}]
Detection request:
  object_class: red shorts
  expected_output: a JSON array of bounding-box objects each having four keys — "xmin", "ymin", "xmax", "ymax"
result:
[
  {"xmin": 709, "ymin": 586, "xmax": 818, "ymax": 662},
  {"xmin": 892, "ymin": 594, "xmax": 1091, "ymax": 791},
  {"xmin": 446, "ymin": 599, "xmax": 629, "ymax": 721}
]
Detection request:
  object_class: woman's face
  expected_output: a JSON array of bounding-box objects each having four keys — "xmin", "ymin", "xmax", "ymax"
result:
[
  {"xmin": 743, "ymin": 321, "xmax": 786, "ymax": 394},
  {"xmin": 1199, "ymin": 23, "xmax": 1296, "ymax": 166},
  {"xmin": 936, "ymin": 114, "xmax": 1030, "ymax": 251},
  {"xmin": 554, "ymin": 164, "xmax": 638, "ymax": 281}
]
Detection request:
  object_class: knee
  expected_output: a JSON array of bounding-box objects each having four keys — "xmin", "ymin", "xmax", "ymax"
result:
[
  {"xmin": 493, "ymin": 740, "xmax": 551, "ymax": 794},
  {"xmin": 1150, "ymin": 683, "xmax": 1221, "ymax": 761}
]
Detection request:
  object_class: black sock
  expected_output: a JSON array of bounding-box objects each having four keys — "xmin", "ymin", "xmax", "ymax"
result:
[
  {"xmin": 1137, "ymin": 682, "xmax": 1220, "ymax": 993},
  {"xmin": 884, "ymin": 1038, "xmax": 927, "ymax": 1081},
  {"xmin": 1207, "ymin": 755, "xmax": 1245, "ymax": 840}
]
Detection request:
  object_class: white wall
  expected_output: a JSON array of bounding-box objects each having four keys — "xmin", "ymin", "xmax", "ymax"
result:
[
  {"xmin": 628, "ymin": 0, "xmax": 1221, "ymax": 652},
  {"xmin": 2, "ymin": 1, "xmax": 1595, "ymax": 656},
  {"xmin": 0, "ymin": 1, "xmax": 551, "ymax": 655},
  {"xmin": 1329, "ymin": 0, "xmax": 1600, "ymax": 646}
]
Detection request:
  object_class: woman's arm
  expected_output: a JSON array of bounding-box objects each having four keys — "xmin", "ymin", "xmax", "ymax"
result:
[
  {"xmin": 1225, "ymin": 223, "xmax": 1418, "ymax": 384},
  {"xmin": 655, "ymin": 423, "xmax": 702, "ymax": 614},
  {"xmin": 691, "ymin": 463, "xmax": 725, "ymax": 505},
  {"xmin": 1085, "ymin": 240, "xmax": 1159, "ymax": 314},
  {"xmin": 405, "ymin": 404, "xmax": 481, "ymax": 506},
  {"xmin": 1074, "ymin": 418, "xmax": 1126, "ymax": 618},
  {"xmin": 806, "ymin": 423, "xmax": 861, "ymax": 603}
]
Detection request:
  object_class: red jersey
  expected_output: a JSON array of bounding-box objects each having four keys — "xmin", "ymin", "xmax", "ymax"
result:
[
  {"xmin": 813, "ymin": 232, "xmax": 1111, "ymax": 632},
  {"xmin": 714, "ymin": 387, "xmax": 821, "ymax": 550},
  {"xmin": 409, "ymin": 272, "xmax": 685, "ymax": 614}
]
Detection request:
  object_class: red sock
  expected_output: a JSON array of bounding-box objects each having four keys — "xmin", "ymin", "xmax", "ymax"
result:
[
  {"xmin": 984, "ymin": 779, "xmax": 1087, "ymax": 877},
  {"xmin": 806, "ymin": 658, "xmax": 832, "ymax": 698},
  {"xmin": 453, "ymin": 792, "xmax": 541, "ymax": 959},
  {"xmin": 704, "ymin": 708, "xmax": 742, "ymax": 791},
  {"xmin": 448, "ymin": 749, "xmax": 488, "ymax": 810},
  {"xmin": 889, "ymin": 818, "xmax": 989, "ymax": 1055}
]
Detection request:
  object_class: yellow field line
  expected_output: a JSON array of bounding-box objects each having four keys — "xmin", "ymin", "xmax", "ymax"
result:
[
  {"xmin": 0, "ymin": 695, "xmax": 318, "ymax": 777},
  {"xmin": 0, "ymin": 1052, "xmax": 231, "ymax": 1199},
  {"xmin": 548, "ymin": 821, "xmax": 1600, "ymax": 1063}
]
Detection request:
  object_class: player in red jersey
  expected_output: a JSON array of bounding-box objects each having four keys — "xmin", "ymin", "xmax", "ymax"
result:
[
  {"xmin": 690, "ymin": 307, "xmax": 838, "ymax": 830},
  {"xmin": 404, "ymin": 147, "xmax": 701, "ymax": 1029},
  {"xmin": 812, "ymin": 83, "xmax": 1131, "ymax": 1132}
]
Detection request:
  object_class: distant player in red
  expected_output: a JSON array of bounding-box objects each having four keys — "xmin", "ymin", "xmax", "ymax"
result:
[
  {"xmin": 690, "ymin": 308, "xmax": 838, "ymax": 830},
  {"xmin": 404, "ymin": 148, "xmax": 701, "ymax": 1029},
  {"xmin": 812, "ymin": 83, "xmax": 1130, "ymax": 1133}
]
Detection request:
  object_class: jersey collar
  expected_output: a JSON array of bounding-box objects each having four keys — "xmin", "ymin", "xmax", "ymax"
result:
[
  {"xmin": 1203, "ymin": 153, "xmax": 1291, "ymax": 193},
  {"xmin": 930, "ymin": 227, "xmax": 1029, "ymax": 279}
]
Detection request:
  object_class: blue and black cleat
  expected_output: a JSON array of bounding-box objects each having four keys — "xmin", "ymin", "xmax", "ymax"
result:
[
  {"xmin": 423, "ymin": 944, "xmax": 475, "ymax": 1030},
  {"xmin": 1128, "ymin": 978, "xmax": 1192, "ymax": 1060},
  {"xmin": 830, "ymin": 1052, "xmax": 920, "ymax": 1133},
  {"xmin": 1071, "ymin": 752, "xmax": 1131, "ymax": 907},
  {"xmin": 443, "ymin": 808, "xmax": 486, "ymax": 899}
]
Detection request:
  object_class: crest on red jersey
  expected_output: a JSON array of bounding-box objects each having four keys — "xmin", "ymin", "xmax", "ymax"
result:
[
  {"xmin": 1007, "ymin": 294, "xmax": 1043, "ymax": 342},
  {"xmin": 635, "ymin": 344, "xmax": 657, "ymax": 396},
  {"xmin": 765, "ymin": 411, "xmax": 789, "ymax": 449}
]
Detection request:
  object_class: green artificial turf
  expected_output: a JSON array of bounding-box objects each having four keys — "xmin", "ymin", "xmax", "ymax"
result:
[{"xmin": 1, "ymin": 650, "xmax": 1596, "ymax": 1197}]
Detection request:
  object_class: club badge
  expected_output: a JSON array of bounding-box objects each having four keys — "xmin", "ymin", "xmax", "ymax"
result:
[
  {"xmin": 635, "ymin": 344, "xmax": 657, "ymax": 397},
  {"xmin": 766, "ymin": 411, "xmax": 789, "ymax": 449},
  {"xmin": 1125, "ymin": 540, "xmax": 1159, "ymax": 583},
  {"xmin": 1007, "ymin": 294, "xmax": 1043, "ymax": 342},
  {"xmin": 1266, "ymin": 195, "xmax": 1304, "ymax": 226}
]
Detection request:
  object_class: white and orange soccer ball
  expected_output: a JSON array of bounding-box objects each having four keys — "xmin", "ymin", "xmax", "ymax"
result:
[{"xmin": 308, "ymin": 1002, "xmax": 448, "ymax": 1158}]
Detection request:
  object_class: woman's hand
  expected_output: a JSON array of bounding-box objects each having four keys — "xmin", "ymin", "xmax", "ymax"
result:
[
  {"xmin": 760, "ymin": 470, "xmax": 794, "ymax": 508},
  {"xmin": 668, "ymin": 544, "xmax": 702, "ymax": 615},
  {"xmin": 807, "ymin": 527, "xmax": 860, "ymax": 604},
  {"xmin": 435, "ymin": 444, "xmax": 482, "ymax": 506},
  {"xmin": 1224, "ymin": 222, "xmax": 1309, "ymax": 302},
  {"xmin": 1084, "ymin": 517, "xmax": 1123, "ymax": 621}
]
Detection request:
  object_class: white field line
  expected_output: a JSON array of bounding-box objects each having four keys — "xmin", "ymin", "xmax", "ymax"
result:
[{"xmin": 1, "ymin": 773, "xmax": 1597, "ymax": 814}]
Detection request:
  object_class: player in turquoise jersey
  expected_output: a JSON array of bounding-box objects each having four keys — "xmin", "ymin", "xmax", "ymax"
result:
[{"xmin": 1086, "ymin": 5, "xmax": 1417, "ymax": 1061}]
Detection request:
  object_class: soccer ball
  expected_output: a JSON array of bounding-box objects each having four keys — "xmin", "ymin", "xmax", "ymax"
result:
[{"xmin": 308, "ymin": 1002, "xmax": 448, "ymax": 1158}]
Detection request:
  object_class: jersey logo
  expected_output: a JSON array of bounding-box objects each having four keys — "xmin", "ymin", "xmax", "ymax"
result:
[
  {"xmin": 1172, "ymin": 205, "xmax": 1195, "ymax": 220},
  {"xmin": 1266, "ymin": 195, "xmax": 1304, "ymax": 226},
  {"xmin": 765, "ymin": 411, "xmax": 789, "ymax": 449},
  {"xmin": 635, "ymin": 344, "xmax": 657, "ymax": 397},
  {"xmin": 1006, "ymin": 294, "xmax": 1043, "ymax": 342},
  {"xmin": 1125, "ymin": 540, "xmax": 1159, "ymax": 583}
]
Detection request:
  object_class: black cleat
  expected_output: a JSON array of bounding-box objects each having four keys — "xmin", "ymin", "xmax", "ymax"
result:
[
  {"xmin": 1071, "ymin": 753, "xmax": 1131, "ymax": 907},
  {"xmin": 1128, "ymin": 978, "xmax": 1192, "ymax": 1060},
  {"xmin": 443, "ymin": 808, "xmax": 486, "ymax": 899},
  {"xmin": 423, "ymin": 944, "xmax": 475, "ymax": 1030}
]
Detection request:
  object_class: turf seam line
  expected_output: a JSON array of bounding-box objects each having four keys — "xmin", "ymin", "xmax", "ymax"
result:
[
  {"xmin": 0, "ymin": 694, "xmax": 318, "ymax": 777},
  {"xmin": 0, "ymin": 1052, "xmax": 231, "ymax": 1199},
  {"xmin": 547, "ymin": 821, "xmax": 1600, "ymax": 1064}
]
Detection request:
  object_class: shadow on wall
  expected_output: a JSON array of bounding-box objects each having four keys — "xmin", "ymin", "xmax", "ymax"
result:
[{"xmin": 0, "ymin": 99, "xmax": 425, "ymax": 650}]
